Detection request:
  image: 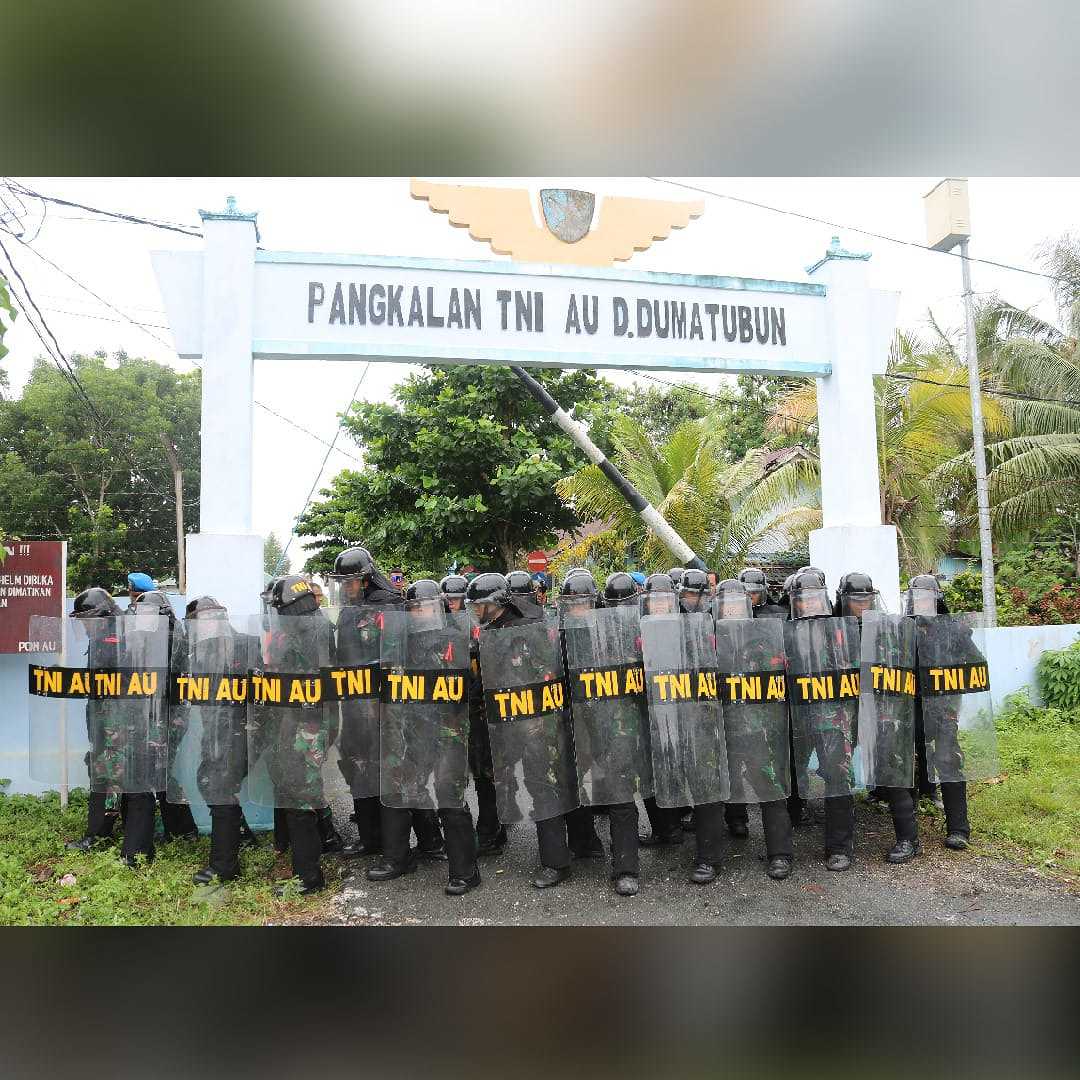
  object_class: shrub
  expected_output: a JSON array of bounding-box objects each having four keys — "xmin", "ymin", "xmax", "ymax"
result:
[{"xmin": 1036, "ymin": 638, "xmax": 1080, "ymax": 712}]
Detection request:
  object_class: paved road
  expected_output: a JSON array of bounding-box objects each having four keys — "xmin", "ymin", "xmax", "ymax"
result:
[{"xmin": 305, "ymin": 797, "xmax": 1079, "ymax": 926}]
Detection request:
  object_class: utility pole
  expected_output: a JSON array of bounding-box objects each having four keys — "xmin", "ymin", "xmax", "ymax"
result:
[
  {"xmin": 160, "ymin": 434, "xmax": 186, "ymax": 594},
  {"xmin": 924, "ymin": 180, "xmax": 996, "ymax": 625},
  {"xmin": 510, "ymin": 365, "xmax": 708, "ymax": 571}
]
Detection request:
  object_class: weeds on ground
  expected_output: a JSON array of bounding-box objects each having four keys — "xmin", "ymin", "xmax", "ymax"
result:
[
  {"xmin": 0, "ymin": 786, "xmax": 338, "ymax": 926},
  {"xmin": 967, "ymin": 692, "xmax": 1080, "ymax": 880}
]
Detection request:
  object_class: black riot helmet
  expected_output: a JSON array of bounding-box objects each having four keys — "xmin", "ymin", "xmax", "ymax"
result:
[
  {"xmin": 903, "ymin": 573, "xmax": 947, "ymax": 617},
  {"xmin": 602, "ymin": 572, "xmax": 637, "ymax": 607},
  {"xmin": 558, "ymin": 568, "xmax": 597, "ymax": 615},
  {"xmin": 71, "ymin": 586, "xmax": 119, "ymax": 619},
  {"xmin": 269, "ymin": 574, "xmax": 319, "ymax": 616},
  {"xmin": 677, "ymin": 567, "xmax": 710, "ymax": 612},
  {"xmin": 737, "ymin": 567, "xmax": 769, "ymax": 607},
  {"xmin": 667, "ymin": 567, "xmax": 686, "ymax": 588},
  {"xmin": 132, "ymin": 588, "xmax": 176, "ymax": 629},
  {"xmin": 836, "ymin": 571, "xmax": 882, "ymax": 619},
  {"xmin": 465, "ymin": 572, "xmax": 511, "ymax": 625},
  {"xmin": 506, "ymin": 570, "xmax": 535, "ymax": 598},
  {"xmin": 439, "ymin": 573, "xmax": 468, "ymax": 613},
  {"xmin": 642, "ymin": 572, "xmax": 677, "ymax": 615},
  {"xmin": 333, "ymin": 546, "xmax": 377, "ymax": 580},
  {"xmin": 798, "ymin": 566, "xmax": 826, "ymax": 579},
  {"xmin": 185, "ymin": 595, "xmax": 228, "ymax": 620},
  {"xmin": 715, "ymin": 578, "xmax": 754, "ymax": 621},
  {"xmin": 405, "ymin": 579, "xmax": 441, "ymax": 603},
  {"xmin": 789, "ymin": 570, "xmax": 832, "ymax": 620}
]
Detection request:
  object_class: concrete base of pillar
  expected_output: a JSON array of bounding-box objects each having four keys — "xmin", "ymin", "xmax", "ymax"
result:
[
  {"xmin": 185, "ymin": 533, "xmax": 265, "ymax": 627},
  {"xmin": 809, "ymin": 524, "xmax": 901, "ymax": 613}
]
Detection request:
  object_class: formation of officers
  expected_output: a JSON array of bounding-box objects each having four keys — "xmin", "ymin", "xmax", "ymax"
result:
[{"xmin": 54, "ymin": 551, "xmax": 982, "ymax": 902}]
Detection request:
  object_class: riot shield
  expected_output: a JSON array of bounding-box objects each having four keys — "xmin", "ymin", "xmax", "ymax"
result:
[
  {"xmin": 856, "ymin": 612, "xmax": 917, "ymax": 789},
  {"xmin": 477, "ymin": 619, "xmax": 578, "ymax": 824},
  {"xmin": 379, "ymin": 609, "xmax": 471, "ymax": 810},
  {"xmin": 640, "ymin": 611, "xmax": 730, "ymax": 808},
  {"xmin": 561, "ymin": 603, "xmax": 653, "ymax": 806},
  {"xmin": 714, "ymin": 617, "xmax": 790, "ymax": 804},
  {"xmin": 246, "ymin": 610, "xmax": 336, "ymax": 810},
  {"xmin": 27, "ymin": 615, "xmax": 88, "ymax": 789},
  {"xmin": 28, "ymin": 611, "xmax": 170, "ymax": 794},
  {"xmin": 784, "ymin": 616, "xmax": 862, "ymax": 800},
  {"xmin": 166, "ymin": 615, "xmax": 253, "ymax": 807},
  {"xmin": 916, "ymin": 614, "xmax": 1000, "ymax": 782},
  {"xmin": 333, "ymin": 600, "xmax": 395, "ymax": 798}
]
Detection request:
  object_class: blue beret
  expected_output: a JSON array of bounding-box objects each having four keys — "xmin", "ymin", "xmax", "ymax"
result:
[
  {"xmin": 629, "ymin": 572, "xmax": 646, "ymax": 585},
  {"xmin": 127, "ymin": 572, "xmax": 156, "ymax": 593}
]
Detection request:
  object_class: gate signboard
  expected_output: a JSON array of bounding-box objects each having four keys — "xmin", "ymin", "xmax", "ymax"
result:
[{"xmin": 0, "ymin": 541, "xmax": 65, "ymax": 653}]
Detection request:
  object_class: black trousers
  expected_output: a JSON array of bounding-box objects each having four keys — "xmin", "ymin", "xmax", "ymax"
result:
[
  {"xmin": 208, "ymin": 804, "xmax": 243, "ymax": 879},
  {"xmin": 536, "ymin": 815, "xmax": 571, "ymax": 869},
  {"xmin": 761, "ymin": 799, "xmax": 794, "ymax": 858},
  {"xmin": 120, "ymin": 792, "xmax": 156, "ymax": 860},
  {"xmin": 156, "ymin": 792, "xmax": 197, "ymax": 838},
  {"xmin": 284, "ymin": 808, "xmax": 324, "ymax": 886},
  {"xmin": 353, "ymin": 796, "xmax": 383, "ymax": 849},
  {"xmin": 823, "ymin": 795, "xmax": 855, "ymax": 857},
  {"xmin": 382, "ymin": 805, "xmax": 477, "ymax": 880},
  {"xmin": 725, "ymin": 802, "xmax": 749, "ymax": 826},
  {"xmin": 85, "ymin": 791, "xmax": 118, "ymax": 838},
  {"xmin": 693, "ymin": 801, "xmax": 726, "ymax": 865},
  {"xmin": 565, "ymin": 805, "xmax": 601, "ymax": 856},
  {"xmin": 605, "ymin": 802, "xmax": 640, "ymax": 876},
  {"xmin": 474, "ymin": 777, "xmax": 502, "ymax": 839},
  {"xmin": 643, "ymin": 796, "xmax": 680, "ymax": 839},
  {"xmin": 887, "ymin": 781, "xmax": 969, "ymax": 842}
]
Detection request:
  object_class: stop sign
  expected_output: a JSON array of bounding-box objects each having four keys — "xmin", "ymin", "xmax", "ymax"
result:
[{"xmin": 526, "ymin": 550, "xmax": 548, "ymax": 572}]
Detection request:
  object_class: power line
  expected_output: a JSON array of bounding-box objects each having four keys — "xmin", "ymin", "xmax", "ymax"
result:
[
  {"xmin": 277, "ymin": 364, "xmax": 372, "ymax": 572},
  {"xmin": 3, "ymin": 178, "xmax": 203, "ymax": 239},
  {"xmin": 883, "ymin": 371, "xmax": 1080, "ymax": 410},
  {"xmin": 647, "ymin": 177, "xmax": 1080, "ymax": 289},
  {"xmin": 252, "ymin": 399, "xmax": 366, "ymax": 465}
]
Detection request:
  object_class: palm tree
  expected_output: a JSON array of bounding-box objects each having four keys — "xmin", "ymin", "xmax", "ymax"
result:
[{"xmin": 554, "ymin": 414, "xmax": 819, "ymax": 578}]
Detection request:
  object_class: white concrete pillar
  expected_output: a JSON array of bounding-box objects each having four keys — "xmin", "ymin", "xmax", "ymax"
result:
[
  {"xmin": 184, "ymin": 198, "xmax": 264, "ymax": 625},
  {"xmin": 806, "ymin": 238, "xmax": 902, "ymax": 611}
]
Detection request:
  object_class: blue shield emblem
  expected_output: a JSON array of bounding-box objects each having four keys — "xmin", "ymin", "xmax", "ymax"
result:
[{"xmin": 540, "ymin": 189, "xmax": 595, "ymax": 244}]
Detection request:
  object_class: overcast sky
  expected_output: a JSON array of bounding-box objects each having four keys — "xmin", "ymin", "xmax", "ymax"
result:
[{"xmin": 3, "ymin": 177, "xmax": 1077, "ymax": 570}]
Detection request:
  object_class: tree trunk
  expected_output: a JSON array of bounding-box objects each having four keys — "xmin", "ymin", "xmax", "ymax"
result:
[{"xmin": 160, "ymin": 435, "xmax": 185, "ymax": 594}]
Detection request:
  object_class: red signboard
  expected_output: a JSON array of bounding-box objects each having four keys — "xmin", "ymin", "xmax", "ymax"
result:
[
  {"xmin": 526, "ymin": 550, "xmax": 548, "ymax": 572},
  {"xmin": 0, "ymin": 541, "xmax": 65, "ymax": 653}
]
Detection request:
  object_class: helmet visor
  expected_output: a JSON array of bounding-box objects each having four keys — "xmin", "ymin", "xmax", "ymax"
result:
[
  {"xmin": 903, "ymin": 587, "xmax": 939, "ymax": 617},
  {"xmin": 714, "ymin": 592, "xmax": 754, "ymax": 621},
  {"xmin": 791, "ymin": 587, "xmax": 831, "ymax": 619},
  {"xmin": 839, "ymin": 590, "xmax": 884, "ymax": 619},
  {"xmin": 404, "ymin": 596, "xmax": 445, "ymax": 631}
]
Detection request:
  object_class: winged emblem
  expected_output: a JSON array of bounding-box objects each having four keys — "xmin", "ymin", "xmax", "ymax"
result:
[{"xmin": 411, "ymin": 180, "xmax": 703, "ymax": 267}]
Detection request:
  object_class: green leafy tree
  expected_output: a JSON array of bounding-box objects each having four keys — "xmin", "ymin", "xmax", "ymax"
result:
[
  {"xmin": 297, "ymin": 365, "xmax": 620, "ymax": 575},
  {"xmin": 0, "ymin": 270, "xmax": 16, "ymax": 372},
  {"xmin": 0, "ymin": 352, "xmax": 201, "ymax": 591},
  {"xmin": 263, "ymin": 531, "xmax": 287, "ymax": 576}
]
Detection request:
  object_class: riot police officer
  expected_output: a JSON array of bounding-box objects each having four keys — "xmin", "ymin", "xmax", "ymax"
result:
[
  {"xmin": 787, "ymin": 569, "xmax": 859, "ymax": 871},
  {"xmin": 714, "ymin": 577, "xmax": 795, "ymax": 879},
  {"xmin": 740, "ymin": 567, "xmax": 787, "ymax": 621},
  {"xmin": 65, "ymin": 587, "xmax": 157, "ymax": 860},
  {"xmin": 368, "ymin": 580, "xmax": 481, "ymax": 895},
  {"xmin": 179, "ymin": 596, "xmax": 259, "ymax": 885},
  {"xmin": 674, "ymin": 569, "xmax": 711, "ymax": 833},
  {"xmin": 439, "ymin": 574, "xmax": 468, "ymax": 615},
  {"xmin": 132, "ymin": 588, "xmax": 200, "ymax": 844},
  {"xmin": 259, "ymin": 575, "xmax": 333, "ymax": 895},
  {"xmin": 507, "ymin": 569, "xmax": 543, "ymax": 619},
  {"xmin": 905, "ymin": 574, "xmax": 972, "ymax": 853},
  {"xmin": 636, "ymin": 574, "xmax": 685, "ymax": 849},
  {"xmin": 467, "ymin": 572, "xmax": 580, "ymax": 888}
]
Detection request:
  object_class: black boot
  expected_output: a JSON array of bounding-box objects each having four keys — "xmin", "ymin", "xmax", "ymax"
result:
[
  {"xmin": 825, "ymin": 853, "xmax": 852, "ymax": 872},
  {"xmin": 445, "ymin": 866, "xmax": 481, "ymax": 896},
  {"xmin": 944, "ymin": 833, "xmax": 969, "ymax": 850},
  {"xmin": 766, "ymin": 855, "xmax": 793, "ymax": 880},
  {"xmin": 689, "ymin": 862, "xmax": 718, "ymax": 884},
  {"xmin": 613, "ymin": 873, "xmax": 640, "ymax": 896},
  {"xmin": 532, "ymin": 866, "xmax": 571, "ymax": 889},
  {"xmin": 476, "ymin": 825, "xmax": 508, "ymax": 855},
  {"xmin": 885, "ymin": 839, "xmax": 920, "ymax": 864},
  {"xmin": 366, "ymin": 856, "xmax": 418, "ymax": 881}
]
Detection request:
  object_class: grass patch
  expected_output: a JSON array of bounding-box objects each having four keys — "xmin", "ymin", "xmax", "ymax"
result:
[
  {"xmin": 967, "ymin": 692, "xmax": 1080, "ymax": 881},
  {"xmin": 0, "ymin": 787, "xmax": 341, "ymax": 926}
]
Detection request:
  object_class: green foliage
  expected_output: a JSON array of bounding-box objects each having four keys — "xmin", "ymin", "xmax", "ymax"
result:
[
  {"xmin": 0, "ymin": 270, "xmax": 16, "ymax": 366},
  {"xmin": 970, "ymin": 692, "xmax": 1080, "ymax": 877},
  {"xmin": 263, "ymin": 531, "xmax": 286, "ymax": 576},
  {"xmin": 0, "ymin": 789, "xmax": 339, "ymax": 925},
  {"xmin": 1036, "ymin": 638, "xmax": 1080, "ymax": 711},
  {"xmin": 0, "ymin": 352, "xmax": 201, "ymax": 591},
  {"xmin": 944, "ymin": 544, "xmax": 1080, "ymax": 625},
  {"xmin": 617, "ymin": 383, "xmax": 711, "ymax": 446},
  {"xmin": 297, "ymin": 365, "xmax": 619, "ymax": 575}
]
